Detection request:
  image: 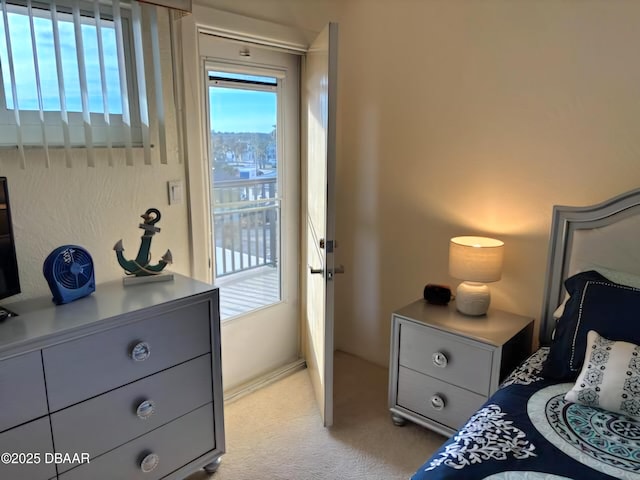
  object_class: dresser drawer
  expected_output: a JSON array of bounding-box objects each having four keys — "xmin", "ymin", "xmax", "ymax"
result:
[
  {"xmin": 43, "ymin": 300, "xmax": 211, "ymax": 411},
  {"xmin": 0, "ymin": 417, "xmax": 56, "ymax": 480},
  {"xmin": 0, "ymin": 351, "xmax": 48, "ymax": 432},
  {"xmin": 399, "ymin": 320, "xmax": 493, "ymax": 395},
  {"xmin": 59, "ymin": 403, "xmax": 215, "ymax": 480},
  {"xmin": 397, "ymin": 366, "xmax": 486, "ymax": 430},
  {"xmin": 52, "ymin": 354, "xmax": 213, "ymax": 471}
]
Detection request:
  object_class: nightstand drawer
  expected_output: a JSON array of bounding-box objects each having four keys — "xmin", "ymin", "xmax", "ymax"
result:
[
  {"xmin": 51, "ymin": 354, "xmax": 213, "ymax": 472},
  {"xmin": 58, "ymin": 403, "xmax": 215, "ymax": 480},
  {"xmin": 399, "ymin": 320, "xmax": 493, "ymax": 395},
  {"xmin": 43, "ymin": 300, "xmax": 211, "ymax": 411},
  {"xmin": 0, "ymin": 351, "xmax": 48, "ymax": 432},
  {"xmin": 397, "ymin": 366, "xmax": 485, "ymax": 430}
]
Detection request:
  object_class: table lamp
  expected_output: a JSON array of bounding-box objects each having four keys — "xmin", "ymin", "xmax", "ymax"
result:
[{"xmin": 449, "ymin": 236, "xmax": 504, "ymax": 316}]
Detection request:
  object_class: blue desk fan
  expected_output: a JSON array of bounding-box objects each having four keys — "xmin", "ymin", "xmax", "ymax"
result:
[{"xmin": 43, "ymin": 245, "xmax": 95, "ymax": 305}]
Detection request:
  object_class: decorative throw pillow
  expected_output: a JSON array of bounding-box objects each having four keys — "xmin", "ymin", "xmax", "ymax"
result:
[
  {"xmin": 552, "ymin": 266, "xmax": 640, "ymax": 319},
  {"xmin": 541, "ymin": 270, "xmax": 640, "ymax": 380},
  {"xmin": 565, "ymin": 330, "xmax": 640, "ymax": 419}
]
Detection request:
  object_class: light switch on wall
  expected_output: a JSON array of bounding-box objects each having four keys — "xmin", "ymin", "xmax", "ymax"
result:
[{"xmin": 168, "ymin": 180, "xmax": 183, "ymax": 205}]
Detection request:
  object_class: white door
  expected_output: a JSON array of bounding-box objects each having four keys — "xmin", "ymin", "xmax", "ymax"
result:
[
  {"xmin": 303, "ymin": 23, "xmax": 339, "ymax": 427},
  {"xmin": 199, "ymin": 34, "xmax": 301, "ymax": 391}
]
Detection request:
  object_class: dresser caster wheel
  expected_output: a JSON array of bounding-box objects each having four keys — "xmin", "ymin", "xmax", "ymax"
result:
[
  {"xmin": 204, "ymin": 457, "xmax": 222, "ymax": 474},
  {"xmin": 391, "ymin": 413, "xmax": 406, "ymax": 426}
]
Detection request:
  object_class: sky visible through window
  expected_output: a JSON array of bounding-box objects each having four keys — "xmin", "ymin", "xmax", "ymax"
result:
[
  {"xmin": 0, "ymin": 8, "xmax": 122, "ymax": 114},
  {"xmin": 209, "ymin": 72, "xmax": 277, "ymax": 134},
  {"xmin": 209, "ymin": 87, "xmax": 276, "ymax": 134}
]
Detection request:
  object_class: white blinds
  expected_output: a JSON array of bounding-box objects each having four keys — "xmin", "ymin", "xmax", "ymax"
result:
[
  {"xmin": 0, "ymin": 0, "xmax": 170, "ymax": 168},
  {"xmin": 0, "ymin": 0, "xmax": 24, "ymax": 166}
]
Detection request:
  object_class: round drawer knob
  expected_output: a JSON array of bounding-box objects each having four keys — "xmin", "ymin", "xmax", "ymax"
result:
[
  {"xmin": 140, "ymin": 453, "xmax": 159, "ymax": 473},
  {"xmin": 131, "ymin": 342, "xmax": 151, "ymax": 362},
  {"xmin": 136, "ymin": 400, "xmax": 156, "ymax": 420},
  {"xmin": 432, "ymin": 351, "xmax": 448, "ymax": 368},
  {"xmin": 430, "ymin": 394, "xmax": 446, "ymax": 411}
]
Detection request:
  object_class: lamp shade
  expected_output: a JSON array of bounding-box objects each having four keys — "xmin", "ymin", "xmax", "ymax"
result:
[{"xmin": 449, "ymin": 236, "xmax": 504, "ymax": 283}]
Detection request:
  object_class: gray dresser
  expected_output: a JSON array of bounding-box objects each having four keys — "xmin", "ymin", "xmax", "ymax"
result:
[{"xmin": 0, "ymin": 274, "xmax": 224, "ymax": 480}]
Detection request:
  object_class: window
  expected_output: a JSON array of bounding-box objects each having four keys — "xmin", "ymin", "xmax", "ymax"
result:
[
  {"xmin": 208, "ymin": 69, "xmax": 281, "ymax": 319},
  {"xmin": 0, "ymin": 0, "xmax": 164, "ymax": 166},
  {"xmin": 0, "ymin": 3, "xmax": 124, "ymax": 114}
]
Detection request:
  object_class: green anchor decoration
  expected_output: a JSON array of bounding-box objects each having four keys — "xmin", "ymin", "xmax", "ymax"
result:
[{"xmin": 113, "ymin": 208, "xmax": 172, "ymax": 276}]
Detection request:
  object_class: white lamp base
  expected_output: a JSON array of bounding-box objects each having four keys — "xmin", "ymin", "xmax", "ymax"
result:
[{"xmin": 456, "ymin": 281, "xmax": 491, "ymax": 316}]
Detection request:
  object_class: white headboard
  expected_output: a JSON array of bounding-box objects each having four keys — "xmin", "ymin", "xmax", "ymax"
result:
[{"xmin": 540, "ymin": 188, "xmax": 640, "ymax": 344}]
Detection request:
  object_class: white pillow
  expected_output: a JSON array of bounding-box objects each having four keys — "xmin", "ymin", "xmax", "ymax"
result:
[
  {"xmin": 565, "ymin": 330, "xmax": 640, "ymax": 419},
  {"xmin": 552, "ymin": 292, "xmax": 570, "ymax": 319}
]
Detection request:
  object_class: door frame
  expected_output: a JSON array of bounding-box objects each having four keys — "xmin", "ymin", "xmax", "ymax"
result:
[
  {"xmin": 200, "ymin": 37, "xmax": 301, "ymax": 391},
  {"xmin": 178, "ymin": 8, "xmax": 337, "ymax": 399},
  {"xmin": 179, "ymin": 6, "xmax": 309, "ymax": 284}
]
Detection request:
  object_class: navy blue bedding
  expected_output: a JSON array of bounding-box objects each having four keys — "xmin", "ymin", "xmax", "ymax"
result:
[{"xmin": 411, "ymin": 348, "xmax": 640, "ymax": 480}]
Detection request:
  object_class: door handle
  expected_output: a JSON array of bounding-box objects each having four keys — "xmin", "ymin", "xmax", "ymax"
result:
[
  {"xmin": 327, "ymin": 265, "xmax": 345, "ymax": 280},
  {"xmin": 308, "ymin": 265, "xmax": 345, "ymax": 277}
]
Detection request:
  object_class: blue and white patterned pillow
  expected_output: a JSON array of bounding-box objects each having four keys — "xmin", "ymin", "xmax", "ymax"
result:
[{"xmin": 565, "ymin": 330, "xmax": 640, "ymax": 419}]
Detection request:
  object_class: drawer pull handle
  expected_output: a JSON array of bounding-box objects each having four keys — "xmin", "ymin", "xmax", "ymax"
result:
[
  {"xmin": 431, "ymin": 394, "xmax": 446, "ymax": 411},
  {"xmin": 136, "ymin": 400, "xmax": 156, "ymax": 420},
  {"xmin": 131, "ymin": 342, "xmax": 151, "ymax": 362},
  {"xmin": 140, "ymin": 453, "xmax": 160, "ymax": 473},
  {"xmin": 432, "ymin": 351, "xmax": 448, "ymax": 368}
]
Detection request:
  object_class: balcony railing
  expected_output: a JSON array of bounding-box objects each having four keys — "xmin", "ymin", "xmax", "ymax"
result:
[{"xmin": 213, "ymin": 176, "xmax": 278, "ymax": 278}]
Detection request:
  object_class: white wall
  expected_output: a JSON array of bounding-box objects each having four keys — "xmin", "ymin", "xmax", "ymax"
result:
[
  {"xmin": 334, "ymin": 0, "xmax": 640, "ymax": 367},
  {"xmin": 0, "ymin": 152, "xmax": 189, "ymax": 303}
]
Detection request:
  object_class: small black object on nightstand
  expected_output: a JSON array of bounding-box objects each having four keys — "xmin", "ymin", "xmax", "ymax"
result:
[{"xmin": 423, "ymin": 284, "xmax": 452, "ymax": 305}]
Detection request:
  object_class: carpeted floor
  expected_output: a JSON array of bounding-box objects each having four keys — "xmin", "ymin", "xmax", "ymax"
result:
[{"xmin": 186, "ymin": 351, "xmax": 445, "ymax": 480}]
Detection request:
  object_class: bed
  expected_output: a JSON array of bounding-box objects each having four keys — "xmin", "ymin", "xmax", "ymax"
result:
[{"xmin": 411, "ymin": 188, "xmax": 640, "ymax": 480}]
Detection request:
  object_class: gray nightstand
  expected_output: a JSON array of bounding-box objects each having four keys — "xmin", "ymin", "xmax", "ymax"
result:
[{"xmin": 388, "ymin": 299, "xmax": 534, "ymax": 437}]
